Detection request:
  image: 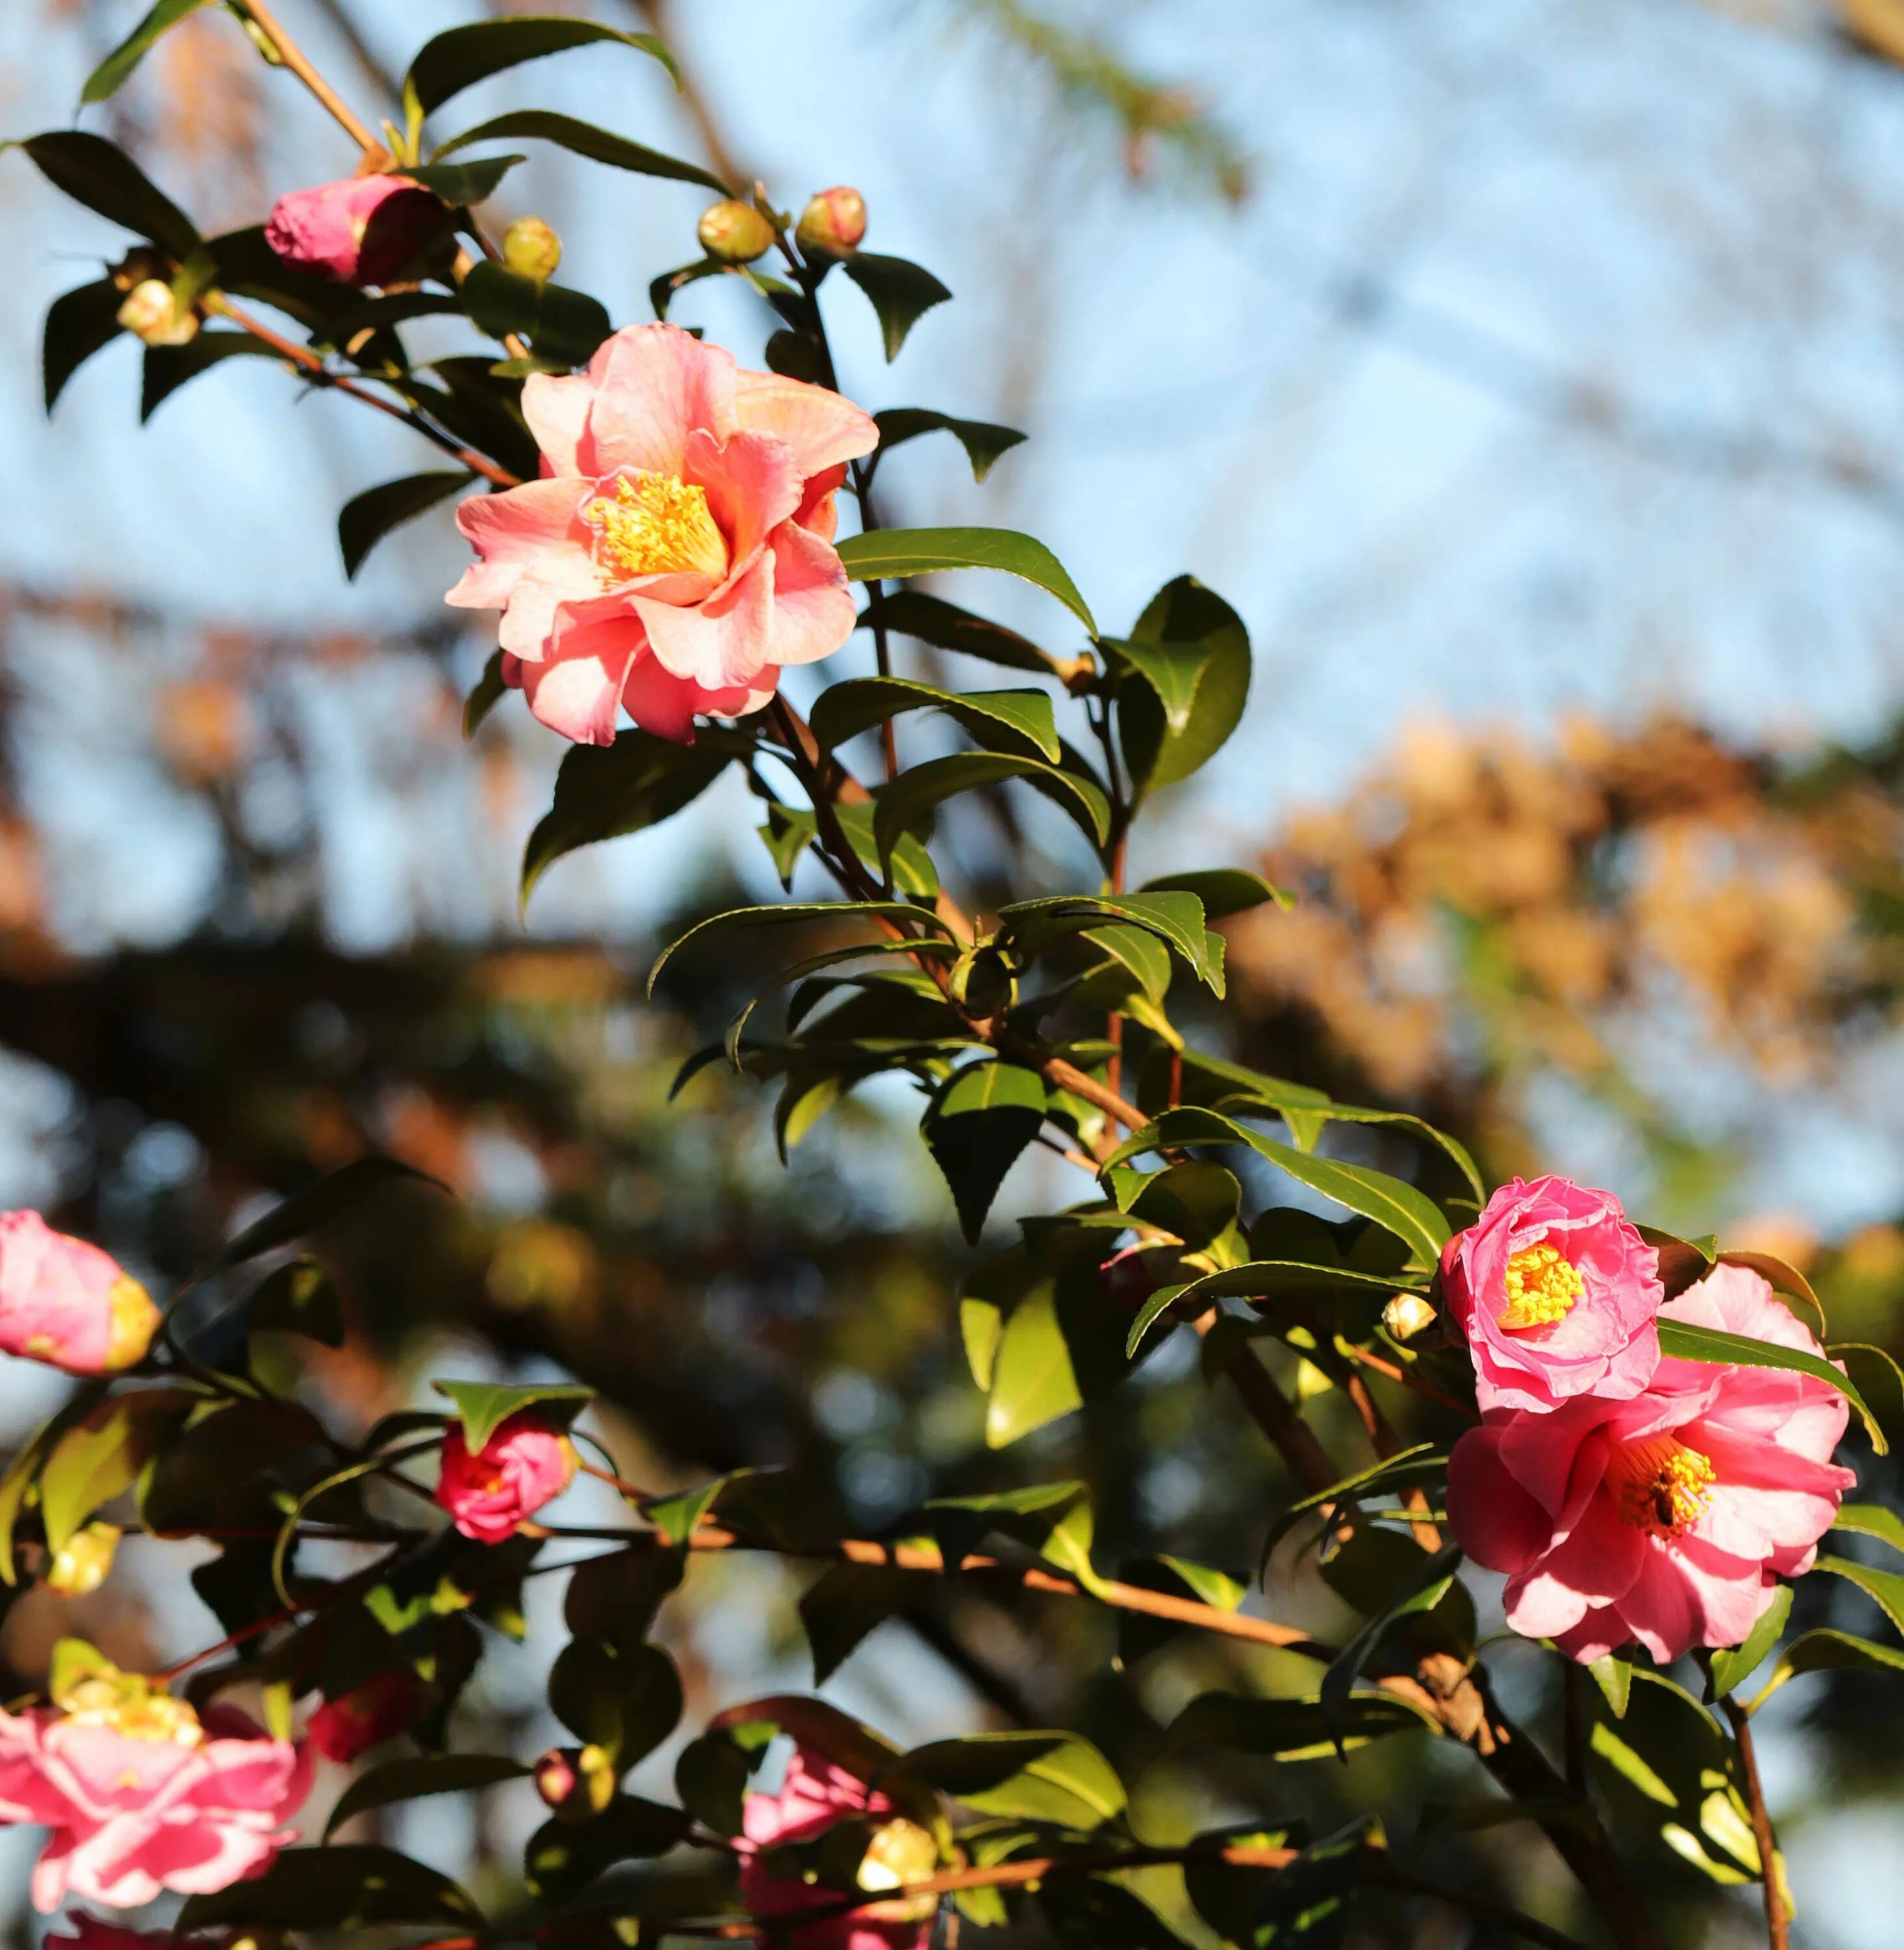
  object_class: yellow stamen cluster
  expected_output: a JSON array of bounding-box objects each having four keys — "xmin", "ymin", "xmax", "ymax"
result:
[
  {"xmin": 1611, "ymin": 1435, "xmax": 1717, "ymax": 1537},
  {"xmin": 583, "ymin": 471, "xmax": 727, "ymax": 582},
  {"xmin": 1498, "ymin": 1242, "xmax": 1584, "ymax": 1331},
  {"xmin": 62, "ymin": 1675, "xmax": 204, "ymax": 1747}
]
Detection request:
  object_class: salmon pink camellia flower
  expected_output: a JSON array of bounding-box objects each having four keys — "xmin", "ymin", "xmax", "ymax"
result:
[
  {"xmin": 435, "ymin": 1411, "xmax": 579, "ymax": 1543},
  {"xmin": 1448, "ymin": 1263, "xmax": 1856, "ymax": 1664},
  {"xmin": 0, "ymin": 1652, "xmax": 309, "ymax": 1912},
  {"xmin": 263, "ymin": 174, "xmax": 446, "ymax": 287},
  {"xmin": 1442, "ymin": 1175, "xmax": 1663, "ymax": 1413},
  {"xmin": 445, "ymin": 322, "xmax": 878, "ymax": 746},
  {"xmin": 0, "ymin": 1212, "xmax": 159, "ymax": 1377},
  {"xmin": 738, "ymin": 1745, "xmax": 938, "ymax": 1950}
]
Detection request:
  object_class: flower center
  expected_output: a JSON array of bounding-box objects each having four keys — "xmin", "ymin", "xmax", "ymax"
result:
[
  {"xmin": 1498, "ymin": 1242, "xmax": 1584, "ymax": 1331},
  {"xmin": 62, "ymin": 1676, "xmax": 203, "ymax": 1747},
  {"xmin": 1609, "ymin": 1433, "xmax": 1717, "ymax": 1537},
  {"xmin": 583, "ymin": 471, "xmax": 727, "ymax": 582}
]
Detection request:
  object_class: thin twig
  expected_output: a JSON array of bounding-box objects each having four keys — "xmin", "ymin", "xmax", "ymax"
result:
[
  {"xmin": 1722, "ymin": 1694, "xmax": 1789, "ymax": 1950},
  {"xmin": 239, "ymin": 0, "xmax": 385, "ymax": 155}
]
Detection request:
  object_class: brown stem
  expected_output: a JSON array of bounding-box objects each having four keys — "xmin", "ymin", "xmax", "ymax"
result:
[
  {"xmin": 623, "ymin": 0, "xmax": 750, "ymax": 189},
  {"xmin": 237, "ymin": 0, "xmax": 385, "ymax": 156},
  {"xmin": 1723, "ymin": 1695, "xmax": 1788, "ymax": 1950}
]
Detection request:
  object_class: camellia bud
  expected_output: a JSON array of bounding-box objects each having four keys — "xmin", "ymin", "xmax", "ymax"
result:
[
  {"xmin": 116, "ymin": 279, "xmax": 198, "ymax": 348},
  {"xmin": 109, "ymin": 247, "xmax": 166, "ymax": 294},
  {"xmin": 501, "ymin": 215, "xmax": 562, "ymax": 283},
  {"xmin": 46, "ymin": 1520, "xmax": 120, "ymax": 1596},
  {"xmin": 1382, "ymin": 1294, "xmax": 1437, "ymax": 1342},
  {"xmin": 857, "ymin": 1817, "xmax": 939, "ymax": 1920},
  {"xmin": 795, "ymin": 186, "xmax": 867, "ymax": 257},
  {"xmin": 696, "ymin": 198, "xmax": 776, "ymax": 265},
  {"xmin": 534, "ymin": 1743, "xmax": 616, "ymax": 1821}
]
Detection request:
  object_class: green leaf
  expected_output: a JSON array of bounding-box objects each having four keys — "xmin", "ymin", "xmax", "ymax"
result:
[
  {"xmin": 210, "ymin": 1157, "xmax": 447, "ymax": 1274},
  {"xmin": 651, "ymin": 900, "xmax": 950, "ymax": 995},
  {"xmin": 985, "ymin": 1284, "xmax": 1083, "ymax": 1448},
  {"xmin": 1814, "ymin": 1554, "xmax": 1904, "ymax": 1638},
  {"xmin": 460, "ymin": 261, "xmax": 611, "ymax": 365},
  {"xmin": 431, "ymin": 109, "xmax": 725, "ymax": 191},
  {"xmin": 1081, "ymin": 923, "xmax": 1175, "ymax": 1005},
  {"xmin": 402, "ymin": 17, "xmax": 679, "ymax": 127},
  {"xmin": 433, "ymin": 1380, "xmax": 592, "ymax": 1455},
  {"xmin": 1110, "ymin": 577, "xmax": 1251, "ymax": 796},
  {"xmin": 43, "ymin": 280, "xmax": 127, "ymax": 413},
  {"xmin": 811, "ymin": 677, "xmax": 1061, "ymax": 762},
  {"xmin": 246, "ymin": 1256, "xmax": 345, "ymax": 1347},
  {"xmin": 800, "ymin": 1561, "xmax": 925, "ymax": 1684},
  {"xmin": 1106, "ymin": 1106, "xmax": 1450, "ymax": 1269},
  {"xmin": 81, "ymin": 0, "xmax": 214, "ymax": 102},
  {"xmin": 870, "ymin": 407, "xmax": 1025, "ymax": 482},
  {"xmin": 7, "ymin": 131, "xmax": 198, "ymax": 258},
  {"xmin": 674, "ymin": 1730, "xmax": 762, "ymax": 1837},
  {"xmin": 837, "ymin": 527, "xmax": 1096, "ymax": 636},
  {"xmin": 1320, "ymin": 1544, "xmax": 1461, "ymax": 1736},
  {"xmin": 1040, "ymin": 1875, "xmax": 1191, "ymax": 1949},
  {"xmin": 1125, "ymin": 1258, "xmax": 1411, "ymax": 1358},
  {"xmin": 1121, "ymin": 1159, "xmax": 1240, "ymax": 1247},
  {"xmin": 841, "ymin": 252, "xmax": 952, "ymax": 358},
  {"xmin": 401, "ymin": 155, "xmax": 525, "ymax": 206},
  {"xmin": 872, "ymin": 589, "xmax": 1066, "ymax": 678},
  {"xmin": 1832, "ymin": 1341, "xmax": 1904, "ymax": 1448},
  {"xmin": 178, "ymin": 1845, "xmax": 482, "ymax": 1932},
  {"xmin": 924, "ymin": 1061, "xmax": 1048, "ymax": 1243},
  {"xmin": 338, "ymin": 471, "xmax": 469, "ymax": 580},
  {"xmin": 998, "ymin": 892, "xmax": 1220, "ymax": 993},
  {"xmin": 326, "ymin": 1754, "xmax": 528, "ymax": 1840},
  {"xmin": 463, "ymin": 651, "xmax": 508, "ymax": 738},
  {"xmin": 40, "ymin": 1390, "xmax": 190, "ymax": 1553},
  {"xmin": 902, "ymin": 1730, "xmax": 1124, "ymax": 1828},
  {"xmin": 549, "ymin": 1639, "xmax": 683, "ymax": 1765},
  {"xmin": 1165, "ymin": 1690, "xmax": 1437, "ymax": 1762},
  {"xmin": 1589, "ymin": 1653, "xmax": 1632, "ymax": 1719},
  {"xmin": 875, "ymin": 752, "xmax": 1109, "ymax": 861},
  {"xmin": 141, "ymin": 333, "xmax": 280, "ymax": 422},
  {"xmin": 1833, "ymin": 1502, "xmax": 1904, "ymax": 1558},
  {"xmin": 566, "ymin": 1544, "xmax": 686, "ymax": 1649},
  {"xmin": 523, "ymin": 727, "xmax": 748, "ymax": 907},
  {"xmin": 1751, "ymin": 1628, "xmax": 1904, "ymax": 1710},
  {"xmin": 725, "ymin": 937, "xmax": 954, "ymax": 1067},
  {"xmin": 1656, "ymin": 1318, "xmax": 1884, "ymax": 1454},
  {"xmin": 1709, "ymin": 1583, "xmax": 1793, "ymax": 1698},
  {"xmin": 525, "ymin": 1795, "xmax": 691, "ymax": 1902},
  {"xmin": 1138, "ymin": 868, "xmax": 1290, "ymax": 920},
  {"xmin": 0, "ymin": 1390, "xmax": 108, "ymax": 1585},
  {"xmin": 1716, "ymin": 1248, "xmax": 1827, "ymax": 1339}
]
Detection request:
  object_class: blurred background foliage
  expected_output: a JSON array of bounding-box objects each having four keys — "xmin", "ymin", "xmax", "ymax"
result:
[{"xmin": 11, "ymin": 0, "xmax": 1904, "ymax": 1944}]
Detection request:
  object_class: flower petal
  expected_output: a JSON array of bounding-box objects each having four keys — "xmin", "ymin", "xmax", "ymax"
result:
[
  {"xmin": 587, "ymin": 324, "xmax": 738, "ymax": 479},
  {"xmin": 732, "ymin": 370, "xmax": 878, "ymax": 475}
]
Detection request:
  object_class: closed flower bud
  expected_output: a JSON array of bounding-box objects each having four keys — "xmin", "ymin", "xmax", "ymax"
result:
[
  {"xmin": 116, "ymin": 279, "xmax": 198, "ymax": 348},
  {"xmin": 46, "ymin": 1521, "xmax": 120, "ymax": 1597},
  {"xmin": 307, "ymin": 1669, "xmax": 424, "ymax": 1762},
  {"xmin": 0, "ymin": 1213, "xmax": 159, "ymax": 1376},
  {"xmin": 502, "ymin": 215, "xmax": 562, "ymax": 282},
  {"xmin": 796, "ymin": 186, "xmax": 867, "ymax": 257},
  {"xmin": 1382, "ymin": 1294, "xmax": 1437, "ymax": 1342},
  {"xmin": 697, "ymin": 198, "xmax": 776, "ymax": 265}
]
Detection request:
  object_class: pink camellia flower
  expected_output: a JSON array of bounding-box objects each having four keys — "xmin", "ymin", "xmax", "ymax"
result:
[
  {"xmin": 46, "ymin": 1917, "xmax": 172, "ymax": 1950},
  {"xmin": 0, "ymin": 1212, "xmax": 159, "ymax": 1377},
  {"xmin": 1442, "ymin": 1175, "xmax": 1663, "ymax": 1412},
  {"xmin": 434, "ymin": 1412, "xmax": 579, "ymax": 1544},
  {"xmin": 0, "ymin": 1667, "xmax": 308, "ymax": 1911},
  {"xmin": 307, "ymin": 1669, "xmax": 424, "ymax": 1763},
  {"xmin": 264, "ymin": 174, "xmax": 445, "ymax": 286},
  {"xmin": 738, "ymin": 1745, "xmax": 937, "ymax": 1950},
  {"xmin": 446, "ymin": 322, "xmax": 878, "ymax": 746},
  {"xmin": 1448, "ymin": 1262, "xmax": 1855, "ymax": 1664}
]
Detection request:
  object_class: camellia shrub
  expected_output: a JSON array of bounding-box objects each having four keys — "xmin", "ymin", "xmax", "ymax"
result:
[{"xmin": 5, "ymin": 9, "xmax": 1899, "ymax": 1949}]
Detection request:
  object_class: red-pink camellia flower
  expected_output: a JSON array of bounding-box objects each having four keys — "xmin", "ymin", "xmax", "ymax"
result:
[
  {"xmin": 1442, "ymin": 1175, "xmax": 1663, "ymax": 1413},
  {"xmin": 1448, "ymin": 1263, "xmax": 1856, "ymax": 1664},
  {"xmin": 45, "ymin": 1917, "xmax": 173, "ymax": 1950},
  {"xmin": 263, "ymin": 174, "xmax": 445, "ymax": 286},
  {"xmin": 445, "ymin": 322, "xmax": 878, "ymax": 746},
  {"xmin": 307, "ymin": 1669, "xmax": 424, "ymax": 1763},
  {"xmin": 435, "ymin": 1412, "xmax": 579, "ymax": 1544},
  {"xmin": 0, "ymin": 1212, "xmax": 159, "ymax": 1377},
  {"xmin": 738, "ymin": 1745, "xmax": 937, "ymax": 1950},
  {"xmin": 0, "ymin": 1682, "xmax": 308, "ymax": 1911}
]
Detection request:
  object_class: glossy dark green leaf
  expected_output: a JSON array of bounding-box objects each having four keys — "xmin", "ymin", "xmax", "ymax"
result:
[
  {"xmin": 1166, "ymin": 1689, "xmax": 1437, "ymax": 1762},
  {"xmin": 338, "ymin": 470, "xmax": 470, "ymax": 580},
  {"xmin": 549, "ymin": 1638, "xmax": 683, "ymax": 1765},
  {"xmin": 326, "ymin": 1754, "xmax": 529, "ymax": 1840},
  {"xmin": 725, "ymin": 938, "xmax": 952, "ymax": 1067},
  {"xmin": 901, "ymin": 1730, "xmax": 1124, "ymax": 1827},
  {"xmin": 460, "ymin": 261, "xmax": 611, "ymax": 365},
  {"xmin": 1709, "ymin": 1584, "xmax": 1793, "ymax": 1698},
  {"xmin": 875, "ymin": 753, "xmax": 1109, "ymax": 862},
  {"xmin": 463, "ymin": 651, "xmax": 508, "ymax": 738},
  {"xmin": 42, "ymin": 280, "xmax": 126, "ymax": 413},
  {"xmin": 1110, "ymin": 577, "xmax": 1251, "ymax": 796},
  {"xmin": 1039, "ymin": 1875, "xmax": 1189, "ymax": 1949},
  {"xmin": 566, "ymin": 1544, "xmax": 686, "ymax": 1650},
  {"xmin": 1589, "ymin": 1653, "xmax": 1633, "ymax": 1719},
  {"xmin": 403, "ymin": 17, "xmax": 678, "ymax": 126},
  {"xmin": 525, "ymin": 1795, "xmax": 691, "ymax": 1902},
  {"xmin": 140, "ymin": 333, "xmax": 280, "ymax": 421},
  {"xmin": 1657, "ymin": 1318, "xmax": 1884, "ymax": 1453},
  {"xmin": 651, "ymin": 900, "xmax": 952, "ymax": 994},
  {"xmin": 1320, "ymin": 1544, "xmax": 1461, "ymax": 1736},
  {"xmin": 246, "ymin": 1256, "xmax": 345, "ymax": 1348},
  {"xmin": 433, "ymin": 1379, "xmax": 592, "ymax": 1454},
  {"xmin": 0, "ymin": 1388, "xmax": 108, "ymax": 1585},
  {"xmin": 407, "ymin": 358, "xmax": 540, "ymax": 482},
  {"xmin": 211, "ymin": 1157, "xmax": 448, "ymax": 1273},
  {"xmin": 811, "ymin": 677, "xmax": 1060, "ymax": 762},
  {"xmin": 40, "ymin": 1389, "xmax": 191, "ymax": 1552},
  {"xmin": 432, "ymin": 109, "xmax": 725, "ymax": 192},
  {"xmin": 1121, "ymin": 1159, "xmax": 1240, "ymax": 1247},
  {"xmin": 81, "ymin": 0, "xmax": 213, "ymax": 102},
  {"xmin": 1138, "ymin": 868, "xmax": 1290, "ymax": 920},
  {"xmin": 1834, "ymin": 1502, "xmax": 1904, "ymax": 1558},
  {"xmin": 870, "ymin": 589, "xmax": 1065, "ymax": 677},
  {"xmin": 870, "ymin": 406, "xmax": 1026, "ymax": 482},
  {"xmin": 998, "ymin": 892, "xmax": 1218, "ymax": 990},
  {"xmin": 838, "ymin": 527, "xmax": 1095, "ymax": 636},
  {"xmin": 1832, "ymin": 1340, "xmax": 1904, "ymax": 1448},
  {"xmin": 800, "ymin": 1561, "xmax": 926, "ymax": 1684},
  {"xmin": 1815, "ymin": 1554, "xmax": 1904, "ymax": 1637},
  {"xmin": 924, "ymin": 1061, "xmax": 1047, "ymax": 1243},
  {"xmin": 674, "ymin": 1729, "xmax": 761, "ymax": 1837},
  {"xmin": 1752, "ymin": 1628, "xmax": 1904, "ymax": 1710},
  {"xmin": 7, "ymin": 131, "xmax": 198, "ymax": 258},
  {"xmin": 401, "ymin": 155, "xmax": 525, "ymax": 206},
  {"xmin": 178, "ymin": 1845, "xmax": 482, "ymax": 1931},
  {"xmin": 841, "ymin": 252, "xmax": 951, "ymax": 358},
  {"xmin": 523, "ymin": 727, "xmax": 749, "ymax": 907}
]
